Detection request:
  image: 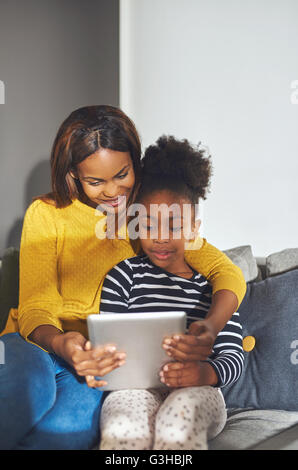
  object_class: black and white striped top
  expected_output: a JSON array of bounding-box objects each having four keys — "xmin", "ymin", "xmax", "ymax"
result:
[{"xmin": 100, "ymin": 255, "xmax": 244, "ymax": 388}]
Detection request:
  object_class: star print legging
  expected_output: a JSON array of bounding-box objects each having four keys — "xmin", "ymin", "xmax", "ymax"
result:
[{"xmin": 99, "ymin": 386, "xmax": 227, "ymax": 450}]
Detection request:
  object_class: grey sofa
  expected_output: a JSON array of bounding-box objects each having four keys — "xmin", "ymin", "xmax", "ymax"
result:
[
  {"xmin": 1, "ymin": 245, "xmax": 298, "ymax": 450},
  {"xmin": 209, "ymin": 246, "xmax": 298, "ymax": 450}
]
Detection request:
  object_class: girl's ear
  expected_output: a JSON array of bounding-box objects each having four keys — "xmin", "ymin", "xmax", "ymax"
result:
[
  {"xmin": 188, "ymin": 219, "xmax": 201, "ymax": 241},
  {"xmin": 184, "ymin": 219, "xmax": 202, "ymax": 251},
  {"xmin": 194, "ymin": 219, "xmax": 201, "ymax": 237}
]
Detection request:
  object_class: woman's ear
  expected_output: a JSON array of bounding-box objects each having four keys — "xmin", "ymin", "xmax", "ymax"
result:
[
  {"xmin": 69, "ymin": 169, "xmax": 78, "ymax": 180},
  {"xmin": 66, "ymin": 172, "xmax": 79, "ymax": 197}
]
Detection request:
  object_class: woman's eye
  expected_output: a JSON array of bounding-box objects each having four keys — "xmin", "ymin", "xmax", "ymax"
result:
[
  {"xmin": 88, "ymin": 181, "xmax": 102, "ymax": 186},
  {"xmin": 117, "ymin": 172, "xmax": 128, "ymax": 180}
]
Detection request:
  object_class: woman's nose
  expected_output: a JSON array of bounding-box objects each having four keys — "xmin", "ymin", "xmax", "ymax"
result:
[{"xmin": 103, "ymin": 181, "xmax": 119, "ymax": 198}]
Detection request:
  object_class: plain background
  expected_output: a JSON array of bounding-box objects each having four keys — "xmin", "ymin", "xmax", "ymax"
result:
[
  {"xmin": 1, "ymin": 0, "xmax": 298, "ymax": 257},
  {"xmin": 120, "ymin": 0, "xmax": 298, "ymax": 256},
  {"xmin": 0, "ymin": 0, "xmax": 119, "ymax": 256}
]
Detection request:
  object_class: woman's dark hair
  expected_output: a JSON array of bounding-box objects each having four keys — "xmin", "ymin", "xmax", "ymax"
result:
[
  {"xmin": 137, "ymin": 135, "xmax": 212, "ymax": 205},
  {"xmin": 37, "ymin": 105, "xmax": 142, "ymax": 207}
]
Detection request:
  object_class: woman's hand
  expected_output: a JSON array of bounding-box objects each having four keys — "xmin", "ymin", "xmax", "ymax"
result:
[
  {"xmin": 162, "ymin": 319, "xmax": 216, "ymax": 362},
  {"xmin": 52, "ymin": 331, "xmax": 126, "ymax": 388},
  {"xmin": 159, "ymin": 361, "xmax": 218, "ymax": 388}
]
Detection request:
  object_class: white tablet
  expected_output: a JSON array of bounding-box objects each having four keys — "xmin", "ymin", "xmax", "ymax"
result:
[{"xmin": 87, "ymin": 311, "xmax": 186, "ymax": 391}]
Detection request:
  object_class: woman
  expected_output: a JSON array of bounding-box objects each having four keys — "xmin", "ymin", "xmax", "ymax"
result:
[{"xmin": 0, "ymin": 105, "xmax": 246, "ymax": 449}]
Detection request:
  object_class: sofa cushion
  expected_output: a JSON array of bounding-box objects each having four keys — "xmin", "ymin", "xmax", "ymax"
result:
[
  {"xmin": 209, "ymin": 408, "xmax": 298, "ymax": 450},
  {"xmin": 223, "ymin": 245, "xmax": 258, "ymax": 283},
  {"xmin": 266, "ymin": 248, "xmax": 298, "ymax": 277},
  {"xmin": 222, "ymin": 268, "xmax": 298, "ymax": 411}
]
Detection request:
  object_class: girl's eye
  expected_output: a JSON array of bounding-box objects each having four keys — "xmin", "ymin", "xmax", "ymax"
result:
[
  {"xmin": 171, "ymin": 225, "xmax": 182, "ymax": 232},
  {"xmin": 140, "ymin": 223, "xmax": 156, "ymax": 232}
]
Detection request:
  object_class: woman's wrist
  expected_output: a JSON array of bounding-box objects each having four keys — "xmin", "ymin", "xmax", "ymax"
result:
[
  {"xmin": 28, "ymin": 325, "xmax": 64, "ymax": 354},
  {"xmin": 50, "ymin": 330, "xmax": 86, "ymax": 361},
  {"xmin": 206, "ymin": 289, "xmax": 238, "ymax": 335}
]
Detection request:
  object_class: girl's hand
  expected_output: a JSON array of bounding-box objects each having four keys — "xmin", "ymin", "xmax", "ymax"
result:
[
  {"xmin": 159, "ymin": 361, "xmax": 218, "ymax": 388},
  {"xmin": 162, "ymin": 319, "xmax": 216, "ymax": 362},
  {"xmin": 52, "ymin": 331, "xmax": 126, "ymax": 388}
]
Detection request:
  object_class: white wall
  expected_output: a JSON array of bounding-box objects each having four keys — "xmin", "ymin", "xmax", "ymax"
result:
[{"xmin": 120, "ymin": 0, "xmax": 298, "ymax": 256}]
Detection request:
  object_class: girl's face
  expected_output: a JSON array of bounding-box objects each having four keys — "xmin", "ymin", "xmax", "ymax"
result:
[
  {"xmin": 138, "ymin": 190, "xmax": 200, "ymax": 275},
  {"xmin": 75, "ymin": 148, "xmax": 135, "ymax": 213}
]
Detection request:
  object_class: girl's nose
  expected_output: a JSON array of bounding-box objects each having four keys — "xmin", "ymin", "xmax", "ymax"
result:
[{"xmin": 153, "ymin": 225, "xmax": 170, "ymax": 243}]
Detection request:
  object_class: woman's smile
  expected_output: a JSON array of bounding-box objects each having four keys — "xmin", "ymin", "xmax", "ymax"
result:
[
  {"xmin": 98, "ymin": 195, "xmax": 127, "ymax": 209},
  {"xmin": 76, "ymin": 148, "xmax": 135, "ymax": 212}
]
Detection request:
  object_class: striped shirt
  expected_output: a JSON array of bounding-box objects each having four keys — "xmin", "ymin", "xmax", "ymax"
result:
[{"xmin": 100, "ymin": 255, "xmax": 244, "ymax": 388}]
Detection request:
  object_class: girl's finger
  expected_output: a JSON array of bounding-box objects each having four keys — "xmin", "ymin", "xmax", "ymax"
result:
[
  {"xmin": 161, "ymin": 363, "xmax": 192, "ymax": 377},
  {"xmin": 163, "ymin": 368, "xmax": 192, "ymax": 380},
  {"xmin": 162, "ymin": 362, "xmax": 186, "ymax": 371},
  {"xmin": 160, "ymin": 371, "xmax": 193, "ymax": 388},
  {"xmin": 162, "ymin": 377, "xmax": 194, "ymax": 388}
]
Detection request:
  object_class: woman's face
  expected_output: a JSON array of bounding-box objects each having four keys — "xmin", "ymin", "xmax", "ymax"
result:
[{"xmin": 75, "ymin": 148, "xmax": 135, "ymax": 213}]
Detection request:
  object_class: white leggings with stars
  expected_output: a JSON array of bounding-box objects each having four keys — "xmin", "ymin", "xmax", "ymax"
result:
[{"xmin": 99, "ymin": 386, "xmax": 227, "ymax": 450}]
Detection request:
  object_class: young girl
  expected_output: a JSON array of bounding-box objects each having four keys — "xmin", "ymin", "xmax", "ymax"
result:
[
  {"xmin": 0, "ymin": 107, "xmax": 245, "ymax": 450},
  {"xmin": 98, "ymin": 136, "xmax": 244, "ymax": 450}
]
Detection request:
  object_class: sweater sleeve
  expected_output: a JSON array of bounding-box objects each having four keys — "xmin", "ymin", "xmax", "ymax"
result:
[
  {"xmin": 17, "ymin": 200, "xmax": 64, "ymax": 340},
  {"xmin": 99, "ymin": 259, "xmax": 133, "ymax": 314},
  {"xmin": 206, "ymin": 312, "xmax": 244, "ymax": 387},
  {"xmin": 184, "ymin": 238, "xmax": 247, "ymax": 309}
]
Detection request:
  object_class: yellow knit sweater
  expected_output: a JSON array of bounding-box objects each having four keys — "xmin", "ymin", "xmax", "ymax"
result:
[{"xmin": 2, "ymin": 198, "xmax": 246, "ymax": 340}]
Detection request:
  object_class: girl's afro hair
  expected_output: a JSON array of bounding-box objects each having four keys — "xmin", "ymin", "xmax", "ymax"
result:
[{"xmin": 139, "ymin": 135, "xmax": 212, "ymax": 203}]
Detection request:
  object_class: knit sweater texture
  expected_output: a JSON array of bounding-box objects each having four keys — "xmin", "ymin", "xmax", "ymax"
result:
[{"xmin": 2, "ymin": 198, "xmax": 246, "ymax": 341}]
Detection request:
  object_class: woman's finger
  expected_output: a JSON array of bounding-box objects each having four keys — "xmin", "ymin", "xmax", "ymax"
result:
[
  {"xmin": 76, "ymin": 352, "xmax": 126, "ymax": 376},
  {"xmin": 91, "ymin": 343, "xmax": 118, "ymax": 360},
  {"xmin": 97, "ymin": 359, "xmax": 126, "ymax": 377},
  {"xmin": 162, "ymin": 362, "xmax": 186, "ymax": 371},
  {"xmin": 163, "ymin": 335, "xmax": 212, "ymax": 357},
  {"xmin": 160, "ymin": 362, "xmax": 199, "ymax": 387},
  {"xmin": 77, "ymin": 358, "xmax": 125, "ymax": 377},
  {"xmin": 72, "ymin": 343, "xmax": 118, "ymax": 369},
  {"xmin": 85, "ymin": 375, "xmax": 107, "ymax": 388},
  {"xmin": 163, "ymin": 346, "xmax": 208, "ymax": 362},
  {"xmin": 161, "ymin": 376, "xmax": 195, "ymax": 388}
]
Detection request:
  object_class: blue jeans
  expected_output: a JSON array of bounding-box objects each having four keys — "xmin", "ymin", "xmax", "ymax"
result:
[{"xmin": 0, "ymin": 333, "xmax": 105, "ymax": 450}]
